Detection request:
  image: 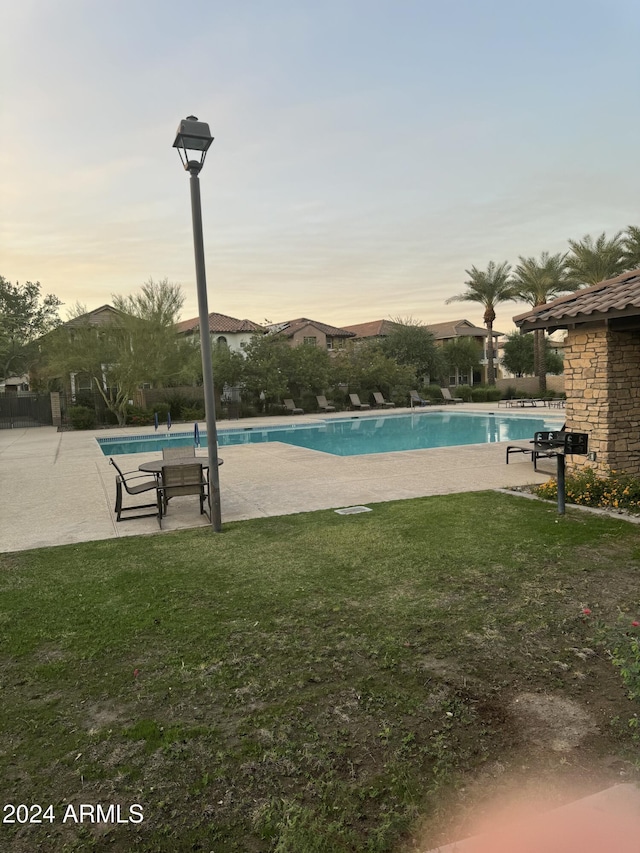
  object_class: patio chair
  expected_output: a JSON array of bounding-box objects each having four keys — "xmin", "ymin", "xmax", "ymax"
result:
[
  {"xmin": 109, "ymin": 458, "xmax": 160, "ymax": 523},
  {"xmin": 440, "ymin": 388, "xmax": 463, "ymax": 404},
  {"xmin": 283, "ymin": 398, "xmax": 304, "ymax": 414},
  {"xmin": 158, "ymin": 463, "xmax": 209, "ymax": 527},
  {"xmin": 373, "ymin": 392, "xmax": 394, "ymax": 408},
  {"xmin": 162, "ymin": 446, "xmax": 195, "ymax": 460},
  {"xmin": 349, "ymin": 393, "xmax": 370, "ymax": 410},
  {"xmin": 316, "ymin": 395, "xmax": 336, "ymax": 412},
  {"xmin": 410, "ymin": 390, "xmax": 431, "ymax": 407}
]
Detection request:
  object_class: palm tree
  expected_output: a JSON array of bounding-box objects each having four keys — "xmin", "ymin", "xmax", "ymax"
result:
[
  {"xmin": 623, "ymin": 225, "xmax": 640, "ymax": 271},
  {"xmin": 511, "ymin": 252, "xmax": 577, "ymax": 392},
  {"xmin": 446, "ymin": 261, "xmax": 515, "ymax": 385},
  {"xmin": 565, "ymin": 232, "xmax": 626, "ymax": 286}
]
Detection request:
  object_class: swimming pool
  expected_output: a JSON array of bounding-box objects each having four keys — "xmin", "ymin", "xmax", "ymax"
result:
[{"xmin": 97, "ymin": 411, "xmax": 563, "ymax": 457}]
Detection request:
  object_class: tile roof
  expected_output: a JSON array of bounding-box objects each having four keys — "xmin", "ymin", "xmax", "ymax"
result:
[
  {"xmin": 514, "ymin": 269, "xmax": 640, "ymax": 332},
  {"xmin": 176, "ymin": 312, "xmax": 265, "ymax": 335},
  {"xmin": 268, "ymin": 318, "xmax": 355, "ymax": 338},
  {"xmin": 341, "ymin": 319, "xmax": 403, "ymax": 338},
  {"xmin": 424, "ymin": 319, "xmax": 499, "ymax": 339}
]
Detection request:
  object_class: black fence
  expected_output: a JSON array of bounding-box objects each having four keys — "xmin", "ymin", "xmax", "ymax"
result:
[
  {"xmin": 0, "ymin": 394, "xmax": 53, "ymax": 428},
  {"xmin": 59, "ymin": 391, "xmax": 115, "ymax": 428}
]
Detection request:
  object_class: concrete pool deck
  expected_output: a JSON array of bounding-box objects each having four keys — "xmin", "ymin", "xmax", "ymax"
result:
[{"xmin": 0, "ymin": 404, "xmax": 564, "ymax": 553}]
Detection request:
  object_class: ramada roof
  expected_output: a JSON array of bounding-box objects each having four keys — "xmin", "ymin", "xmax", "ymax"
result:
[
  {"xmin": 268, "ymin": 318, "xmax": 355, "ymax": 338},
  {"xmin": 514, "ymin": 269, "xmax": 640, "ymax": 332},
  {"xmin": 176, "ymin": 312, "xmax": 265, "ymax": 335}
]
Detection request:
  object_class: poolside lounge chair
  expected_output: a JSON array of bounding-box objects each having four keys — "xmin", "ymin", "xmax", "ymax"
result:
[
  {"xmin": 283, "ymin": 398, "xmax": 304, "ymax": 414},
  {"xmin": 373, "ymin": 392, "xmax": 394, "ymax": 408},
  {"xmin": 316, "ymin": 395, "xmax": 336, "ymax": 412},
  {"xmin": 109, "ymin": 458, "xmax": 160, "ymax": 523},
  {"xmin": 506, "ymin": 425, "xmax": 566, "ymax": 471},
  {"xmin": 349, "ymin": 393, "xmax": 370, "ymax": 410},
  {"xmin": 440, "ymin": 388, "xmax": 463, "ymax": 404},
  {"xmin": 410, "ymin": 390, "xmax": 430, "ymax": 407},
  {"xmin": 158, "ymin": 463, "xmax": 209, "ymax": 527}
]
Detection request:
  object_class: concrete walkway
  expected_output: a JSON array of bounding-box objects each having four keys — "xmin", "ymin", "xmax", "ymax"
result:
[{"xmin": 0, "ymin": 405, "xmax": 563, "ymax": 553}]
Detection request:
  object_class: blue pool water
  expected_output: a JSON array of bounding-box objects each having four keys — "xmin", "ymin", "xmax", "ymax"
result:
[{"xmin": 97, "ymin": 411, "xmax": 563, "ymax": 457}]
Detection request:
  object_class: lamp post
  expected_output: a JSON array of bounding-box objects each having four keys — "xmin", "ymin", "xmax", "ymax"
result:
[{"xmin": 173, "ymin": 115, "xmax": 222, "ymax": 531}]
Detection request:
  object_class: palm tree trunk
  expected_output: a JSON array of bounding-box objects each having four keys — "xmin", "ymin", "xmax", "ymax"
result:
[
  {"xmin": 486, "ymin": 323, "xmax": 495, "ymax": 386},
  {"xmin": 536, "ymin": 330, "xmax": 547, "ymax": 393}
]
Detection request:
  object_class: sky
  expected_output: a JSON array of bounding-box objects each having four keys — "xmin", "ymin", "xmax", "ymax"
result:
[{"xmin": 1, "ymin": 0, "xmax": 640, "ymax": 334}]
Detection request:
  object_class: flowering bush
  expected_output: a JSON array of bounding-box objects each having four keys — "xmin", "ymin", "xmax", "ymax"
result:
[{"xmin": 534, "ymin": 467, "xmax": 640, "ymax": 512}]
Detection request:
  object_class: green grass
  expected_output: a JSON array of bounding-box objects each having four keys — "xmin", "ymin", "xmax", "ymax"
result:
[{"xmin": 1, "ymin": 492, "xmax": 640, "ymax": 852}]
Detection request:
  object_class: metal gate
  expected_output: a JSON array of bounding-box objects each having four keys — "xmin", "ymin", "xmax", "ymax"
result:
[{"xmin": 0, "ymin": 394, "xmax": 53, "ymax": 428}]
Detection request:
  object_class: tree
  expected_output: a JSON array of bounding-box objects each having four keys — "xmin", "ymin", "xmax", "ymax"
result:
[
  {"xmin": 502, "ymin": 332, "xmax": 564, "ymax": 378},
  {"xmin": 240, "ymin": 333, "xmax": 292, "ymax": 410},
  {"xmin": 446, "ymin": 262, "xmax": 515, "ymax": 385},
  {"xmin": 380, "ymin": 318, "xmax": 443, "ymax": 382},
  {"xmin": 623, "ymin": 225, "xmax": 640, "ymax": 271},
  {"xmin": 286, "ymin": 343, "xmax": 332, "ymax": 399},
  {"xmin": 0, "ymin": 277, "xmax": 62, "ymax": 379},
  {"xmin": 441, "ymin": 337, "xmax": 482, "ymax": 385},
  {"xmin": 565, "ymin": 231, "xmax": 626, "ymax": 287},
  {"xmin": 511, "ymin": 252, "xmax": 576, "ymax": 392},
  {"xmin": 330, "ymin": 341, "xmax": 415, "ymax": 400},
  {"xmin": 112, "ymin": 278, "xmax": 192, "ymax": 390},
  {"xmin": 41, "ymin": 279, "xmax": 190, "ymax": 425}
]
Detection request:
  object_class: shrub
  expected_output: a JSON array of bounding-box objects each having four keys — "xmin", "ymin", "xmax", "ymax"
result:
[
  {"xmin": 161, "ymin": 392, "xmax": 191, "ymax": 420},
  {"xmin": 151, "ymin": 402, "xmax": 171, "ymax": 422},
  {"xmin": 125, "ymin": 407, "xmax": 154, "ymax": 426},
  {"xmin": 425, "ymin": 384, "xmax": 444, "ymax": 402},
  {"xmin": 469, "ymin": 385, "xmax": 502, "ymax": 403},
  {"xmin": 455, "ymin": 385, "xmax": 473, "ymax": 402},
  {"xmin": 181, "ymin": 405, "xmax": 205, "ymax": 421},
  {"xmin": 534, "ymin": 467, "xmax": 640, "ymax": 512},
  {"xmin": 67, "ymin": 405, "xmax": 96, "ymax": 430}
]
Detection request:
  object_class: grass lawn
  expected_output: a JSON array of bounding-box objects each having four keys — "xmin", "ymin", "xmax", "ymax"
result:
[{"xmin": 1, "ymin": 491, "xmax": 639, "ymax": 852}]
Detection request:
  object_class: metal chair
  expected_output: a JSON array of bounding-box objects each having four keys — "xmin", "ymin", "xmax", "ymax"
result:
[
  {"xmin": 109, "ymin": 458, "xmax": 160, "ymax": 523},
  {"xmin": 162, "ymin": 446, "xmax": 195, "ymax": 460},
  {"xmin": 158, "ymin": 463, "xmax": 209, "ymax": 527}
]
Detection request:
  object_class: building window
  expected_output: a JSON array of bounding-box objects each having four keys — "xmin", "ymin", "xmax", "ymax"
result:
[
  {"xmin": 216, "ymin": 336, "xmax": 228, "ymax": 347},
  {"xmin": 303, "ymin": 336, "xmax": 317, "ymax": 346}
]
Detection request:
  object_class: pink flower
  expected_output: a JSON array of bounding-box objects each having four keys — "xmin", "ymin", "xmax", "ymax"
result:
[
  {"xmin": 632, "ymin": 621, "xmax": 640, "ymax": 628},
  {"xmin": 582, "ymin": 608, "xmax": 592, "ymax": 616},
  {"xmin": 133, "ymin": 668, "xmax": 140, "ymax": 678}
]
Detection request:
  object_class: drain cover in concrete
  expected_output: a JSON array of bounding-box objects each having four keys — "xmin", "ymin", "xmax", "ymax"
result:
[{"xmin": 334, "ymin": 506, "xmax": 372, "ymax": 515}]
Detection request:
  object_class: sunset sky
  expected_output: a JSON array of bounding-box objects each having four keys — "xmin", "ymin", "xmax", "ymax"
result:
[{"xmin": 1, "ymin": 0, "xmax": 639, "ymax": 333}]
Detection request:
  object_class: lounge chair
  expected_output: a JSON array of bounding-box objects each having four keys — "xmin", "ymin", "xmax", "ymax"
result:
[
  {"xmin": 283, "ymin": 398, "xmax": 304, "ymax": 414},
  {"xmin": 349, "ymin": 393, "xmax": 370, "ymax": 410},
  {"xmin": 440, "ymin": 388, "xmax": 463, "ymax": 404},
  {"xmin": 373, "ymin": 392, "xmax": 394, "ymax": 408},
  {"xmin": 409, "ymin": 391, "xmax": 431, "ymax": 406},
  {"xmin": 109, "ymin": 458, "xmax": 160, "ymax": 523},
  {"xmin": 506, "ymin": 425, "xmax": 566, "ymax": 471},
  {"xmin": 316, "ymin": 395, "xmax": 336, "ymax": 412},
  {"xmin": 158, "ymin": 463, "xmax": 209, "ymax": 527},
  {"xmin": 410, "ymin": 390, "xmax": 430, "ymax": 407}
]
